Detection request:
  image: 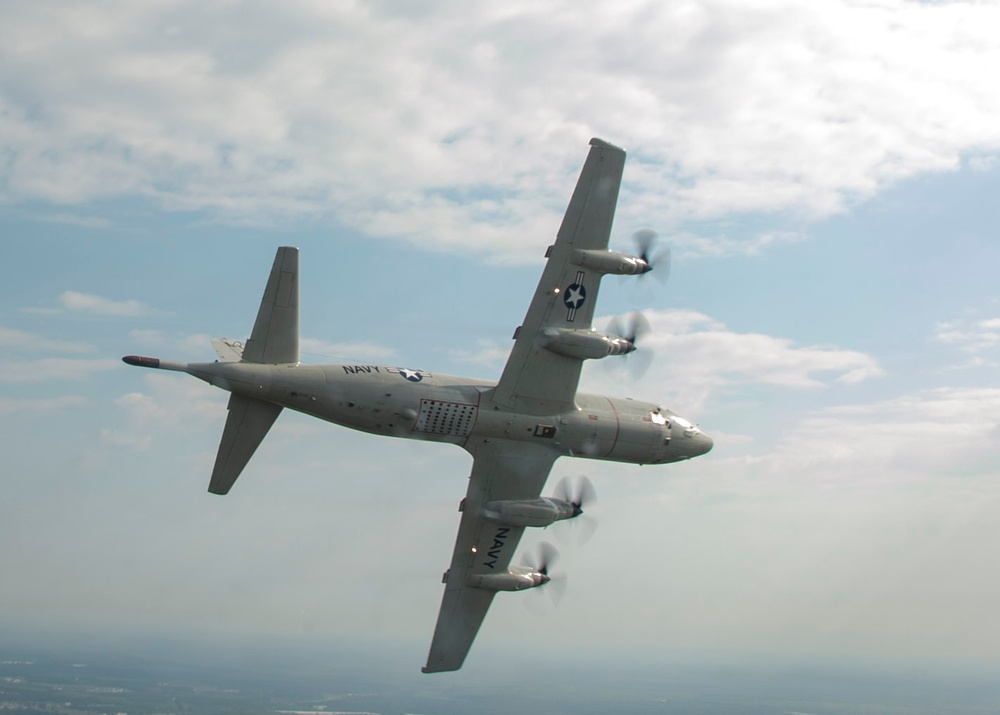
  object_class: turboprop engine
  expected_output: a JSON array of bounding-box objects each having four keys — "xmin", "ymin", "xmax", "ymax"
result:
[
  {"xmin": 571, "ymin": 248, "xmax": 651, "ymax": 275},
  {"xmin": 483, "ymin": 497, "xmax": 579, "ymax": 528},
  {"xmin": 468, "ymin": 543, "xmax": 559, "ymax": 592},
  {"xmin": 483, "ymin": 477, "xmax": 595, "ymax": 528},
  {"xmin": 468, "ymin": 565, "xmax": 550, "ymax": 592},
  {"xmin": 539, "ymin": 327, "xmax": 636, "ymax": 360}
]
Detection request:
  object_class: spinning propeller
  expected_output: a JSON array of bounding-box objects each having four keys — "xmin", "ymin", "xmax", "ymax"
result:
[
  {"xmin": 632, "ymin": 229, "xmax": 671, "ymax": 283},
  {"xmin": 522, "ymin": 542, "xmax": 567, "ymax": 609},
  {"xmin": 554, "ymin": 475, "xmax": 599, "ymax": 546},
  {"xmin": 524, "ymin": 541, "xmax": 560, "ymax": 578},
  {"xmin": 606, "ymin": 310, "xmax": 654, "ymax": 379}
]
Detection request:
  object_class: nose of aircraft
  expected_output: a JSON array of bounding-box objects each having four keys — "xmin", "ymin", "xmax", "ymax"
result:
[{"xmin": 691, "ymin": 430, "xmax": 713, "ymax": 457}]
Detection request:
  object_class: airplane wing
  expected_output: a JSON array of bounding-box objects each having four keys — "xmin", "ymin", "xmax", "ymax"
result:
[
  {"xmin": 423, "ymin": 139, "xmax": 626, "ymax": 673},
  {"xmin": 422, "ymin": 440, "xmax": 558, "ymax": 673},
  {"xmin": 490, "ymin": 138, "xmax": 626, "ymax": 415}
]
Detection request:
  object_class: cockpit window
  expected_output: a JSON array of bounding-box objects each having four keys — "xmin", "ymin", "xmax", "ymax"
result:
[{"xmin": 672, "ymin": 415, "xmax": 693, "ymax": 429}]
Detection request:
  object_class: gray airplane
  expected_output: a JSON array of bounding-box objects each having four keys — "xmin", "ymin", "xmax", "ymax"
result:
[{"xmin": 122, "ymin": 138, "xmax": 713, "ymax": 673}]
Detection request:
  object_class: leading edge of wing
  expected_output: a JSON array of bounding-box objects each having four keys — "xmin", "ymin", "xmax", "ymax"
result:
[
  {"xmin": 490, "ymin": 139, "xmax": 626, "ymax": 415},
  {"xmin": 422, "ymin": 441, "xmax": 559, "ymax": 673}
]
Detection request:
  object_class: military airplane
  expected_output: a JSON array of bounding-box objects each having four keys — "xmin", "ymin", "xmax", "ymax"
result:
[{"xmin": 122, "ymin": 138, "xmax": 713, "ymax": 673}]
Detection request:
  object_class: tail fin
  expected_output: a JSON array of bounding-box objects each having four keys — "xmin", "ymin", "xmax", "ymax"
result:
[
  {"xmin": 207, "ymin": 246, "xmax": 298, "ymax": 495},
  {"xmin": 242, "ymin": 246, "xmax": 299, "ymax": 364}
]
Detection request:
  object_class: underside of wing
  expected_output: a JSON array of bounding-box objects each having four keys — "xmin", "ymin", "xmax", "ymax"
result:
[
  {"xmin": 422, "ymin": 441, "xmax": 558, "ymax": 673},
  {"xmin": 490, "ymin": 138, "xmax": 626, "ymax": 415}
]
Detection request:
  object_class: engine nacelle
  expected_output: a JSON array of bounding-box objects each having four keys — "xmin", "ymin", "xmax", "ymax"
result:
[
  {"xmin": 572, "ymin": 248, "xmax": 651, "ymax": 276},
  {"xmin": 468, "ymin": 565, "xmax": 549, "ymax": 592},
  {"xmin": 539, "ymin": 328, "xmax": 635, "ymax": 360},
  {"xmin": 483, "ymin": 498, "xmax": 576, "ymax": 528}
]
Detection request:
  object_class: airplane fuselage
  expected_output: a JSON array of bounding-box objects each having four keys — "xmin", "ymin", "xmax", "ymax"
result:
[{"xmin": 181, "ymin": 360, "xmax": 712, "ymax": 466}]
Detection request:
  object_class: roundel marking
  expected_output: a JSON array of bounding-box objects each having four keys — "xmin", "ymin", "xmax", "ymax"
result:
[{"xmin": 563, "ymin": 283, "xmax": 587, "ymax": 310}]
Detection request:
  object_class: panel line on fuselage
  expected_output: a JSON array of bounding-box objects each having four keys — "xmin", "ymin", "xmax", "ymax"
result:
[{"xmin": 600, "ymin": 394, "xmax": 622, "ymax": 459}]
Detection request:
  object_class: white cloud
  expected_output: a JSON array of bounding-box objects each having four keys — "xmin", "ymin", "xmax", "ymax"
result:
[
  {"xmin": 673, "ymin": 230, "xmax": 806, "ymax": 259},
  {"xmin": 0, "ymin": 395, "xmax": 87, "ymax": 414},
  {"xmin": 100, "ymin": 373, "xmax": 226, "ymax": 464},
  {"xmin": 578, "ymin": 385, "xmax": 1000, "ymax": 659},
  {"xmin": 933, "ymin": 315, "xmax": 1000, "ymax": 358},
  {"xmin": 98, "ymin": 427, "xmax": 152, "ymax": 452},
  {"xmin": 26, "ymin": 292, "xmax": 151, "ymax": 317},
  {"xmin": 1, "ymin": 1, "xmax": 999, "ymax": 260},
  {"xmin": 129, "ymin": 329, "xmax": 214, "ymax": 357},
  {"xmin": 122, "ymin": 331, "xmax": 398, "ymax": 363},
  {"xmin": 58, "ymin": 291, "xmax": 148, "ymax": 316},
  {"xmin": 299, "ymin": 337, "xmax": 397, "ymax": 362},
  {"xmin": 0, "ymin": 357, "xmax": 121, "ymax": 383},
  {"xmin": 582, "ymin": 309, "xmax": 882, "ymax": 409},
  {"xmin": 448, "ymin": 339, "xmax": 511, "ymax": 369},
  {"xmin": 967, "ymin": 154, "xmax": 998, "ymax": 172},
  {"xmin": 36, "ymin": 213, "xmax": 112, "ymax": 229},
  {"xmin": 0, "ymin": 325, "xmax": 94, "ymax": 353},
  {"xmin": 755, "ymin": 386, "xmax": 1000, "ymax": 483}
]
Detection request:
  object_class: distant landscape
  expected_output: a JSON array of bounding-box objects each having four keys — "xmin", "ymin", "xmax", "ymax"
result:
[{"xmin": 1, "ymin": 626, "xmax": 997, "ymax": 715}]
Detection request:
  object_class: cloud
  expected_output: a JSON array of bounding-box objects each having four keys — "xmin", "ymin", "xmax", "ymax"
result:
[
  {"xmin": 934, "ymin": 316, "xmax": 1000, "ymax": 353},
  {"xmin": 299, "ymin": 338, "xmax": 397, "ymax": 362},
  {"xmin": 673, "ymin": 230, "xmax": 806, "ymax": 259},
  {"xmin": 448, "ymin": 339, "xmax": 511, "ymax": 369},
  {"xmin": 0, "ymin": 396, "xmax": 87, "ymax": 414},
  {"xmin": 0, "ymin": 325, "xmax": 94, "ymax": 353},
  {"xmin": 100, "ymin": 373, "xmax": 225, "ymax": 460},
  {"xmin": 58, "ymin": 291, "xmax": 148, "ymax": 316},
  {"xmin": 27, "ymin": 292, "xmax": 151, "ymax": 317},
  {"xmin": 752, "ymin": 386, "xmax": 1000, "ymax": 484},
  {"xmin": 124, "ymin": 332, "xmax": 397, "ymax": 363},
  {"xmin": 968, "ymin": 154, "xmax": 999, "ymax": 173},
  {"xmin": 129, "ymin": 329, "xmax": 214, "ymax": 357},
  {"xmin": 35, "ymin": 213, "xmax": 112, "ymax": 229},
  {"xmin": 113, "ymin": 373, "xmax": 223, "ymax": 428},
  {"xmin": 582, "ymin": 309, "xmax": 882, "ymax": 409},
  {"xmin": 581, "ymin": 385, "xmax": 1000, "ymax": 659},
  {"xmin": 0, "ymin": 357, "xmax": 122, "ymax": 383},
  {"xmin": 1, "ymin": 1, "xmax": 999, "ymax": 260}
]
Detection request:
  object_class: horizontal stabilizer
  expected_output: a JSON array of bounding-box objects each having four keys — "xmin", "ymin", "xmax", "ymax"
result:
[
  {"xmin": 208, "ymin": 394, "xmax": 283, "ymax": 495},
  {"xmin": 211, "ymin": 338, "xmax": 245, "ymax": 362}
]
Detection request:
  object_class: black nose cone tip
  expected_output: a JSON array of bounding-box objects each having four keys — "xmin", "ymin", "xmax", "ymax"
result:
[{"xmin": 122, "ymin": 355, "xmax": 160, "ymax": 368}]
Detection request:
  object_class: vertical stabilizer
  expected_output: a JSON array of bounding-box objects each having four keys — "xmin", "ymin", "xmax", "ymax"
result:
[{"xmin": 242, "ymin": 246, "xmax": 299, "ymax": 364}]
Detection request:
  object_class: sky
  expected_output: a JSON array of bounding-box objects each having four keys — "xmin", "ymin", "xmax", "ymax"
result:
[{"xmin": 3, "ymin": 0, "xmax": 1000, "ymax": 683}]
